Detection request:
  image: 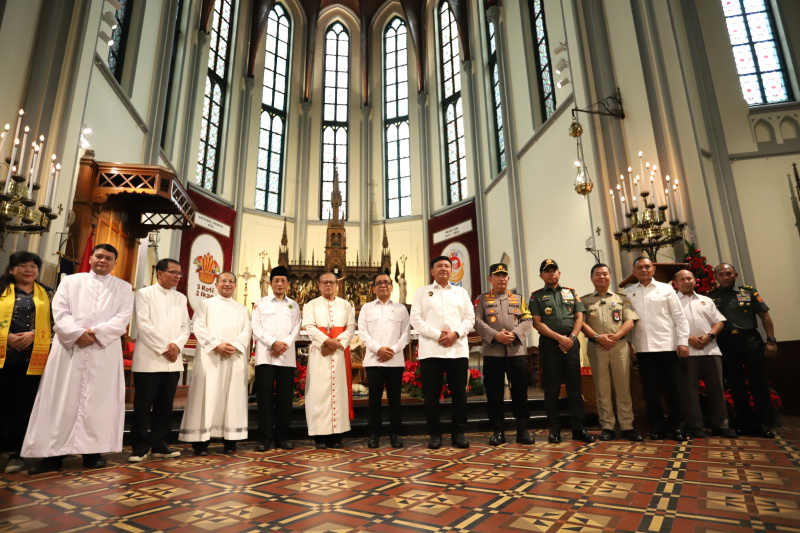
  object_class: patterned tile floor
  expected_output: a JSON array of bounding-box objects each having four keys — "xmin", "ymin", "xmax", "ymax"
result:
[{"xmin": 2, "ymin": 422, "xmax": 800, "ymax": 532}]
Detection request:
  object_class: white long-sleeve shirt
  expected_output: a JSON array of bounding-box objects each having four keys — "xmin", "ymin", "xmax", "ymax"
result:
[
  {"xmin": 625, "ymin": 279, "xmax": 690, "ymax": 352},
  {"xmin": 678, "ymin": 291, "xmax": 726, "ymax": 356},
  {"xmin": 132, "ymin": 284, "xmax": 191, "ymax": 373},
  {"xmin": 410, "ymin": 282, "xmax": 475, "ymax": 359},
  {"xmin": 251, "ymin": 294, "xmax": 301, "ymax": 367},
  {"xmin": 358, "ymin": 298, "xmax": 410, "ymax": 367}
]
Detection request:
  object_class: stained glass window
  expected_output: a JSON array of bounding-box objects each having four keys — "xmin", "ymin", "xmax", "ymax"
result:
[
  {"xmin": 486, "ymin": 10, "xmax": 506, "ymax": 173},
  {"xmin": 161, "ymin": 0, "xmax": 183, "ymax": 149},
  {"xmin": 256, "ymin": 4, "xmax": 291, "ymax": 213},
  {"xmin": 108, "ymin": 0, "xmax": 134, "ymax": 82},
  {"xmin": 320, "ymin": 22, "xmax": 349, "ymax": 220},
  {"xmin": 384, "ymin": 17, "xmax": 411, "ymax": 219},
  {"xmin": 439, "ymin": 2, "xmax": 467, "ymax": 203},
  {"xmin": 196, "ymin": 0, "xmax": 235, "ymax": 193},
  {"xmin": 721, "ymin": 0, "xmax": 791, "ymax": 105},
  {"xmin": 529, "ymin": 0, "xmax": 556, "ymax": 119}
]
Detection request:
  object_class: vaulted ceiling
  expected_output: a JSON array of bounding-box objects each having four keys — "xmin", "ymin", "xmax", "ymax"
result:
[{"xmin": 201, "ymin": 0, "xmax": 474, "ymax": 105}]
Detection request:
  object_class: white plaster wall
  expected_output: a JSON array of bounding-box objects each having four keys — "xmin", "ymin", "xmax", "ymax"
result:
[
  {"xmin": 0, "ymin": 0, "xmax": 43, "ymax": 130},
  {"xmin": 371, "ymin": 218, "xmax": 426, "ymax": 302},
  {"xmin": 236, "ymin": 212, "xmax": 292, "ymax": 305}
]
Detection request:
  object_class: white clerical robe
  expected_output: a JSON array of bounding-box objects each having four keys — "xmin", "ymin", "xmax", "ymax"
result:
[
  {"xmin": 302, "ymin": 296, "xmax": 355, "ymax": 436},
  {"xmin": 22, "ymin": 272, "xmax": 134, "ymax": 457},
  {"xmin": 179, "ymin": 295, "xmax": 251, "ymax": 442}
]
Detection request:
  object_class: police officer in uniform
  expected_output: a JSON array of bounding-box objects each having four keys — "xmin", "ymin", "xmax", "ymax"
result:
[
  {"xmin": 581, "ymin": 263, "xmax": 643, "ymax": 442},
  {"xmin": 708, "ymin": 263, "xmax": 778, "ymax": 438},
  {"xmin": 530, "ymin": 259, "xmax": 595, "ymax": 444},
  {"xmin": 474, "ymin": 263, "xmax": 535, "ymax": 446}
]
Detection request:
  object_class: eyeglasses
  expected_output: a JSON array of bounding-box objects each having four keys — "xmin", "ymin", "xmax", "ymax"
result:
[
  {"xmin": 375, "ymin": 281, "xmax": 392, "ymax": 287},
  {"xmin": 319, "ymin": 281, "xmax": 337, "ymax": 286},
  {"xmin": 165, "ymin": 270, "xmax": 183, "ymax": 277}
]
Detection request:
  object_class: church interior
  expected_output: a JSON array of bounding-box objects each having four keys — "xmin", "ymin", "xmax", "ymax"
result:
[{"xmin": 2, "ymin": 0, "xmax": 800, "ymax": 530}]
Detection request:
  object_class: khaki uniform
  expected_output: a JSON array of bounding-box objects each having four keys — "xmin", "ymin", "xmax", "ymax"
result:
[
  {"xmin": 474, "ymin": 291, "xmax": 533, "ymax": 431},
  {"xmin": 581, "ymin": 291, "xmax": 638, "ymax": 431}
]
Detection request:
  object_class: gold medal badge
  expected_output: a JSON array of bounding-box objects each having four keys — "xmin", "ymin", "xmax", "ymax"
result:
[{"xmin": 544, "ymin": 307, "xmax": 553, "ymax": 315}]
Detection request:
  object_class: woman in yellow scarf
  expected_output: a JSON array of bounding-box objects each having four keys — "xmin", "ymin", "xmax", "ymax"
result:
[{"xmin": 0, "ymin": 252, "xmax": 54, "ymax": 474}]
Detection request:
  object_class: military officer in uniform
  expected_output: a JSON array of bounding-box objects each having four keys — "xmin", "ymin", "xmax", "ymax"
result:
[
  {"xmin": 474, "ymin": 263, "xmax": 535, "ymax": 446},
  {"xmin": 581, "ymin": 263, "xmax": 643, "ymax": 442},
  {"xmin": 530, "ymin": 259, "xmax": 595, "ymax": 444},
  {"xmin": 709, "ymin": 263, "xmax": 777, "ymax": 438}
]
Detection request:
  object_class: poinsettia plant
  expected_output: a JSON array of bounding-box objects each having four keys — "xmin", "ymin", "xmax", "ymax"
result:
[
  {"xmin": 294, "ymin": 363, "xmax": 307, "ymax": 402},
  {"xmin": 401, "ymin": 358, "xmax": 486, "ymax": 399},
  {"xmin": 681, "ymin": 241, "xmax": 717, "ymax": 294}
]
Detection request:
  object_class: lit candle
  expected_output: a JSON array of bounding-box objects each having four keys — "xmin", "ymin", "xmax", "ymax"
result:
[
  {"xmin": 43, "ymin": 158, "xmax": 55, "ymax": 206},
  {"xmin": 18, "ymin": 126, "xmax": 29, "ymax": 174},
  {"xmin": 638, "ymin": 151, "xmax": 645, "ymax": 190},
  {"xmin": 634, "ymin": 176, "xmax": 640, "ymax": 206},
  {"xmin": 621, "ymin": 196, "xmax": 627, "ymax": 226},
  {"xmin": 665, "ymin": 175, "xmax": 675, "ymax": 219},
  {"xmin": 32, "ymin": 135, "xmax": 44, "ymax": 185},
  {"xmin": 47, "ymin": 163, "xmax": 61, "ymax": 206},
  {"xmin": 674, "ymin": 179, "xmax": 684, "ymax": 220},
  {"xmin": 9, "ymin": 110, "xmax": 23, "ymax": 168},
  {"xmin": 650, "ymin": 175, "xmax": 658, "ymax": 205},
  {"xmin": 27, "ymin": 143, "xmax": 39, "ymax": 189},
  {"xmin": 627, "ymin": 166, "xmax": 634, "ymax": 197},
  {"xmin": 609, "ymin": 189, "xmax": 620, "ymax": 231}
]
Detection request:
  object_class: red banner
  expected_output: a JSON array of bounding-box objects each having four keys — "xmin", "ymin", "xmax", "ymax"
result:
[{"xmin": 427, "ymin": 200, "xmax": 482, "ymax": 300}]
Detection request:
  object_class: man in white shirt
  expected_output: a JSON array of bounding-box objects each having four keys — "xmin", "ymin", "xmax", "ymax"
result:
[
  {"xmin": 251, "ymin": 266, "xmax": 301, "ymax": 451},
  {"xmin": 358, "ymin": 273, "xmax": 410, "ymax": 449},
  {"xmin": 410, "ymin": 256, "xmax": 476, "ymax": 450},
  {"xmin": 179, "ymin": 272, "xmax": 251, "ymax": 455},
  {"xmin": 674, "ymin": 270, "xmax": 737, "ymax": 439},
  {"xmin": 128, "ymin": 259, "xmax": 190, "ymax": 462},
  {"xmin": 302, "ymin": 273, "xmax": 356, "ymax": 449},
  {"xmin": 24, "ymin": 244, "xmax": 134, "ymax": 475},
  {"xmin": 624, "ymin": 257, "xmax": 690, "ymax": 442}
]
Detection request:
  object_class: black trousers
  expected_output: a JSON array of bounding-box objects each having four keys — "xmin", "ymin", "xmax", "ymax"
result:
[
  {"xmin": 719, "ymin": 331, "xmax": 774, "ymax": 429},
  {"xmin": 0, "ymin": 358, "xmax": 41, "ymax": 454},
  {"xmin": 420, "ymin": 357, "xmax": 468, "ymax": 437},
  {"xmin": 637, "ymin": 351, "xmax": 684, "ymax": 433},
  {"xmin": 680, "ymin": 356, "xmax": 728, "ymax": 430},
  {"xmin": 254, "ymin": 364, "xmax": 295, "ymax": 443},
  {"xmin": 483, "ymin": 356, "xmax": 529, "ymax": 430},
  {"xmin": 540, "ymin": 337, "xmax": 584, "ymax": 432},
  {"xmin": 366, "ymin": 366, "xmax": 403, "ymax": 437},
  {"xmin": 131, "ymin": 372, "xmax": 181, "ymax": 453}
]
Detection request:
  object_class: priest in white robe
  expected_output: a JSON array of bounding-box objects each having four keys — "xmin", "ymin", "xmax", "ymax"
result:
[
  {"xmin": 179, "ymin": 272, "xmax": 251, "ymax": 455},
  {"xmin": 302, "ymin": 272, "xmax": 356, "ymax": 449},
  {"xmin": 23, "ymin": 244, "xmax": 134, "ymax": 475}
]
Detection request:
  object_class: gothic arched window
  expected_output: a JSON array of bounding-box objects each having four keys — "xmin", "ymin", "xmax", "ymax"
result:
[
  {"xmin": 384, "ymin": 17, "xmax": 411, "ymax": 218},
  {"xmin": 108, "ymin": 0, "xmax": 134, "ymax": 82},
  {"xmin": 256, "ymin": 3, "xmax": 291, "ymax": 213},
  {"xmin": 196, "ymin": 0, "xmax": 236, "ymax": 193},
  {"xmin": 529, "ymin": 0, "xmax": 555, "ymax": 119},
  {"xmin": 439, "ymin": 2, "xmax": 467, "ymax": 204},
  {"xmin": 721, "ymin": 0, "xmax": 791, "ymax": 105},
  {"xmin": 486, "ymin": 7, "xmax": 506, "ymax": 173},
  {"xmin": 320, "ymin": 22, "xmax": 350, "ymax": 220}
]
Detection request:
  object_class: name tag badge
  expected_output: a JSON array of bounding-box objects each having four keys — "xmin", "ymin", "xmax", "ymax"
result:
[{"xmin": 612, "ymin": 310, "xmax": 621, "ymax": 322}]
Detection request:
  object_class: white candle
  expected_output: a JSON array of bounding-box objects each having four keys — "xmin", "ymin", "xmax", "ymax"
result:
[
  {"xmin": 32, "ymin": 135, "xmax": 44, "ymax": 185},
  {"xmin": 634, "ymin": 177, "xmax": 640, "ymax": 206},
  {"xmin": 18, "ymin": 127, "xmax": 29, "ymax": 174},
  {"xmin": 47, "ymin": 163, "xmax": 61, "ymax": 206},
  {"xmin": 621, "ymin": 196, "xmax": 628, "ymax": 226},
  {"xmin": 42, "ymin": 155, "xmax": 56, "ymax": 204},
  {"xmin": 27, "ymin": 144, "xmax": 39, "ymax": 188},
  {"xmin": 674, "ymin": 180, "xmax": 684, "ymax": 220},
  {"xmin": 4, "ymin": 166, "xmax": 14, "ymax": 193},
  {"xmin": 638, "ymin": 151, "xmax": 645, "ymax": 190},
  {"xmin": 0, "ymin": 125, "xmax": 9, "ymax": 163},
  {"xmin": 627, "ymin": 166, "xmax": 634, "ymax": 199},
  {"xmin": 665, "ymin": 175, "xmax": 674, "ymax": 219},
  {"xmin": 9, "ymin": 110, "xmax": 23, "ymax": 168},
  {"xmin": 609, "ymin": 189, "xmax": 620, "ymax": 231}
]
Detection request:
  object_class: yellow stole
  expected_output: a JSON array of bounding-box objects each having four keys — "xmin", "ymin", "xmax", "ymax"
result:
[{"xmin": 0, "ymin": 282, "xmax": 52, "ymax": 375}]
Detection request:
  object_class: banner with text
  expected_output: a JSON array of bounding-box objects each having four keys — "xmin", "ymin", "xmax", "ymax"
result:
[{"xmin": 427, "ymin": 201, "xmax": 481, "ymax": 300}]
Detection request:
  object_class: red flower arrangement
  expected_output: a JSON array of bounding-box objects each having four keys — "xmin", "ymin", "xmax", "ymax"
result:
[
  {"xmin": 401, "ymin": 359, "xmax": 486, "ymax": 399},
  {"xmin": 678, "ymin": 241, "xmax": 717, "ymax": 295},
  {"xmin": 294, "ymin": 363, "xmax": 307, "ymax": 401}
]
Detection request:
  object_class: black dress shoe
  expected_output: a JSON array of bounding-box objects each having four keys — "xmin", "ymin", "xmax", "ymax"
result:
[
  {"xmin": 690, "ymin": 428, "xmax": 707, "ymax": 439},
  {"xmin": 515, "ymin": 431, "xmax": 535, "ymax": 445},
  {"xmin": 28, "ymin": 456, "xmax": 63, "ymax": 475},
  {"xmin": 758, "ymin": 427, "xmax": 775, "ymax": 439},
  {"xmin": 389, "ymin": 435, "xmax": 404, "ymax": 448},
  {"xmin": 649, "ymin": 432, "xmax": 665, "ymax": 440},
  {"xmin": 82, "ymin": 454, "xmax": 106, "ymax": 469},
  {"xmin": 488, "ymin": 431, "xmax": 506, "ymax": 446},
  {"xmin": 224, "ymin": 443, "xmax": 237, "ymax": 454},
  {"xmin": 367, "ymin": 435, "xmax": 380, "ymax": 448},
  {"xmin": 452, "ymin": 434, "xmax": 470, "ymax": 448},
  {"xmin": 329, "ymin": 441, "xmax": 344, "ymax": 449},
  {"xmin": 672, "ymin": 430, "xmax": 687, "ymax": 442},
  {"xmin": 278, "ymin": 441, "xmax": 294, "ymax": 450},
  {"xmin": 194, "ymin": 448, "xmax": 209, "ymax": 456},
  {"xmin": 621, "ymin": 429, "xmax": 643, "ymax": 442},
  {"xmin": 428, "ymin": 436, "xmax": 442, "ymax": 449},
  {"xmin": 548, "ymin": 432, "xmax": 561, "ymax": 444},
  {"xmin": 315, "ymin": 442, "xmax": 328, "ymax": 449},
  {"xmin": 599, "ymin": 429, "xmax": 615, "ymax": 441},
  {"xmin": 256, "ymin": 442, "xmax": 270, "ymax": 452},
  {"xmin": 711, "ymin": 428, "xmax": 737, "ymax": 438},
  {"xmin": 573, "ymin": 430, "xmax": 596, "ymax": 443}
]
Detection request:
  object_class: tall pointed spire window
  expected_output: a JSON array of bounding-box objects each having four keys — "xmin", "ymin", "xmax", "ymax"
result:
[
  {"xmin": 196, "ymin": 0, "xmax": 236, "ymax": 193},
  {"xmin": 320, "ymin": 22, "xmax": 350, "ymax": 220},
  {"xmin": 529, "ymin": 0, "xmax": 555, "ymax": 119},
  {"xmin": 485, "ymin": 5, "xmax": 506, "ymax": 172},
  {"xmin": 256, "ymin": 3, "xmax": 292, "ymax": 213},
  {"xmin": 439, "ymin": 1, "xmax": 467, "ymax": 204},
  {"xmin": 384, "ymin": 17, "xmax": 411, "ymax": 218}
]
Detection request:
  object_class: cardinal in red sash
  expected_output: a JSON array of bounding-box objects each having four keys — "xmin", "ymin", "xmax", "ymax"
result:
[{"xmin": 301, "ymin": 272, "xmax": 356, "ymax": 449}]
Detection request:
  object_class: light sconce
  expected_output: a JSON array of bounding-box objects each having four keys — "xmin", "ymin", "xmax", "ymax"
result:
[
  {"xmin": 554, "ymin": 58, "xmax": 568, "ymax": 75},
  {"xmin": 552, "ymin": 42, "xmax": 567, "ymax": 55},
  {"xmin": 105, "ymin": 0, "xmax": 123, "ymax": 10},
  {"xmin": 98, "ymin": 31, "xmax": 114, "ymax": 46},
  {"xmin": 557, "ymin": 77, "xmax": 570, "ymax": 89},
  {"xmin": 102, "ymin": 11, "xmax": 119, "ymax": 30}
]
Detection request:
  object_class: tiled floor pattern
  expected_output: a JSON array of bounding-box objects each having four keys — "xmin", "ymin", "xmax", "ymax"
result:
[{"xmin": 2, "ymin": 426, "xmax": 800, "ymax": 532}]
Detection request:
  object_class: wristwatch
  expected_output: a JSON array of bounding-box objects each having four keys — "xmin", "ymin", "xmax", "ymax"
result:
[
  {"xmin": 592, "ymin": 334, "xmax": 599, "ymax": 342},
  {"xmin": 707, "ymin": 333, "xmax": 716, "ymax": 341},
  {"xmin": 569, "ymin": 334, "xmax": 578, "ymax": 341},
  {"xmin": 766, "ymin": 336, "xmax": 777, "ymax": 343}
]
